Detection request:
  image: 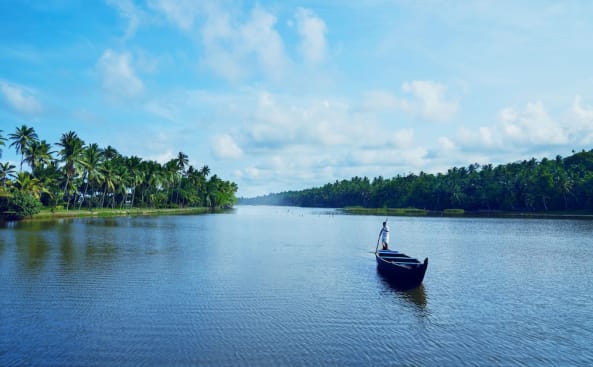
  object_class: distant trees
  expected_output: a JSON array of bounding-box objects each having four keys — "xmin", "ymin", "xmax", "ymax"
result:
[
  {"xmin": 9, "ymin": 124, "xmax": 38, "ymax": 172},
  {"xmin": 242, "ymin": 150, "xmax": 593, "ymax": 212},
  {"xmin": 1, "ymin": 125, "xmax": 238, "ymax": 219}
]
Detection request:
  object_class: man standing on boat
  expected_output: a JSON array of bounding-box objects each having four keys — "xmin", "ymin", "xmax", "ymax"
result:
[{"xmin": 380, "ymin": 221, "xmax": 390, "ymax": 250}]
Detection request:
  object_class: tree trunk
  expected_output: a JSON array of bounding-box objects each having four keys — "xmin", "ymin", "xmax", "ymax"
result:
[{"xmin": 79, "ymin": 179, "xmax": 89, "ymax": 210}]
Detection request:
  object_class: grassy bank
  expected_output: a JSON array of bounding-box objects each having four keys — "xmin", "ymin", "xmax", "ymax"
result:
[
  {"xmin": 341, "ymin": 206, "xmax": 593, "ymax": 219},
  {"xmin": 26, "ymin": 207, "xmax": 216, "ymax": 221},
  {"xmin": 342, "ymin": 207, "xmax": 431, "ymax": 216}
]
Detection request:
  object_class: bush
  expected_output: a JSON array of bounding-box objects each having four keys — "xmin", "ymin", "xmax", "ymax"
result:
[{"xmin": 8, "ymin": 191, "xmax": 43, "ymax": 219}]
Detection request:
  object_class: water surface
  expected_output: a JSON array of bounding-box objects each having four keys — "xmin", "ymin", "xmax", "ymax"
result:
[{"xmin": 1, "ymin": 206, "xmax": 592, "ymax": 366}]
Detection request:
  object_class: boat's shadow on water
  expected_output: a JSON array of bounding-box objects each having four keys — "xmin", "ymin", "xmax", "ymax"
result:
[{"xmin": 377, "ymin": 271, "xmax": 427, "ymax": 310}]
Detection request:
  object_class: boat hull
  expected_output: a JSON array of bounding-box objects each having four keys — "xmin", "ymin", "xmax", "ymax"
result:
[{"xmin": 375, "ymin": 250, "xmax": 428, "ymax": 290}]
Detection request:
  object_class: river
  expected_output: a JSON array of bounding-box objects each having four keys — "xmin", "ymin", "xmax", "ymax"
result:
[{"xmin": 1, "ymin": 205, "xmax": 592, "ymax": 366}]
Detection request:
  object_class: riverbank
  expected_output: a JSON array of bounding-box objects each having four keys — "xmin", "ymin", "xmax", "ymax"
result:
[
  {"xmin": 17, "ymin": 207, "xmax": 218, "ymax": 221},
  {"xmin": 341, "ymin": 206, "xmax": 593, "ymax": 220}
]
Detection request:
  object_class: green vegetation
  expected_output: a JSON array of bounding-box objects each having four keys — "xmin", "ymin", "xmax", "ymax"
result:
[
  {"xmin": 31, "ymin": 207, "xmax": 212, "ymax": 220},
  {"xmin": 443, "ymin": 208, "xmax": 465, "ymax": 216},
  {"xmin": 1, "ymin": 125, "xmax": 238, "ymax": 220},
  {"xmin": 343, "ymin": 207, "xmax": 429, "ymax": 216},
  {"xmin": 241, "ymin": 150, "xmax": 593, "ymax": 213}
]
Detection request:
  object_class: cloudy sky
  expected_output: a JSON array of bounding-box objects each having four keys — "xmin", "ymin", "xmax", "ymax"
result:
[{"xmin": 1, "ymin": 1, "xmax": 593, "ymax": 197}]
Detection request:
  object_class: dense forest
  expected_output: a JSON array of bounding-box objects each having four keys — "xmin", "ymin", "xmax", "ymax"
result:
[
  {"xmin": 241, "ymin": 149, "xmax": 593, "ymax": 212},
  {"xmin": 1, "ymin": 125, "xmax": 238, "ymax": 219}
]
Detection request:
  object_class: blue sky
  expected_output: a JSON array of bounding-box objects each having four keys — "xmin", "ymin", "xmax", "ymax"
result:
[{"xmin": 1, "ymin": 0, "xmax": 593, "ymax": 197}]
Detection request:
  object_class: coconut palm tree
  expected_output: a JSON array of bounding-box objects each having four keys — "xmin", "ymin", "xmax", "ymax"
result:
[
  {"xmin": 98, "ymin": 159, "xmax": 119, "ymax": 208},
  {"xmin": 176, "ymin": 152, "xmax": 189, "ymax": 173},
  {"xmin": 24, "ymin": 139, "xmax": 54, "ymax": 172},
  {"xmin": 0, "ymin": 162, "xmax": 17, "ymax": 189},
  {"xmin": 56, "ymin": 131, "xmax": 84, "ymax": 209},
  {"xmin": 124, "ymin": 156, "xmax": 143, "ymax": 208},
  {"xmin": 139, "ymin": 160, "xmax": 163, "ymax": 208},
  {"xmin": 9, "ymin": 124, "xmax": 38, "ymax": 172},
  {"xmin": 32, "ymin": 161, "xmax": 61, "ymax": 207},
  {"xmin": 103, "ymin": 145, "xmax": 119, "ymax": 160},
  {"xmin": 200, "ymin": 165, "xmax": 210, "ymax": 178},
  {"xmin": 78, "ymin": 143, "xmax": 104, "ymax": 209},
  {"xmin": 113, "ymin": 159, "xmax": 130, "ymax": 209},
  {"xmin": 174, "ymin": 152, "xmax": 189, "ymax": 205},
  {"xmin": 164, "ymin": 159, "xmax": 179, "ymax": 205},
  {"xmin": 14, "ymin": 172, "xmax": 47, "ymax": 199}
]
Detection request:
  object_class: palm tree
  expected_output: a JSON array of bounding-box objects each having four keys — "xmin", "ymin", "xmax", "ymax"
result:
[
  {"xmin": 176, "ymin": 152, "xmax": 189, "ymax": 173},
  {"xmin": 175, "ymin": 152, "xmax": 189, "ymax": 205},
  {"xmin": 125, "ymin": 156, "xmax": 143, "ymax": 208},
  {"xmin": 24, "ymin": 139, "xmax": 54, "ymax": 172},
  {"xmin": 98, "ymin": 159, "xmax": 119, "ymax": 208},
  {"xmin": 78, "ymin": 143, "xmax": 104, "ymax": 209},
  {"xmin": 33, "ymin": 161, "xmax": 61, "ymax": 207},
  {"xmin": 186, "ymin": 166, "xmax": 206, "ymax": 206},
  {"xmin": 103, "ymin": 145, "xmax": 119, "ymax": 160},
  {"xmin": 200, "ymin": 165, "xmax": 210, "ymax": 178},
  {"xmin": 164, "ymin": 159, "xmax": 179, "ymax": 205},
  {"xmin": 111, "ymin": 159, "xmax": 130, "ymax": 209},
  {"xmin": 139, "ymin": 160, "xmax": 164, "ymax": 208},
  {"xmin": 14, "ymin": 171, "xmax": 47, "ymax": 199},
  {"xmin": 9, "ymin": 124, "xmax": 38, "ymax": 172},
  {"xmin": 0, "ymin": 162, "xmax": 17, "ymax": 188},
  {"xmin": 56, "ymin": 131, "xmax": 84, "ymax": 209}
]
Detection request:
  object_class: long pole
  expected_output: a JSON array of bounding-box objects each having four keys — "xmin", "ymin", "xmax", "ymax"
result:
[{"xmin": 375, "ymin": 230, "xmax": 382, "ymax": 254}]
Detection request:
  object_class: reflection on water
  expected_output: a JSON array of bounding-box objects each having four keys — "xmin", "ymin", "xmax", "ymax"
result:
[
  {"xmin": 400, "ymin": 284, "xmax": 427, "ymax": 309},
  {"xmin": 377, "ymin": 272, "xmax": 428, "ymax": 310},
  {"xmin": 15, "ymin": 232, "xmax": 49, "ymax": 271},
  {"xmin": 2, "ymin": 208, "xmax": 593, "ymax": 366}
]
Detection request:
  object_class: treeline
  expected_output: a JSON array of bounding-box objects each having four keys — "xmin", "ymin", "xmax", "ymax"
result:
[
  {"xmin": 1, "ymin": 125, "xmax": 238, "ymax": 218},
  {"xmin": 241, "ymin": 150, "xmax": 593, "ymax": 212}
]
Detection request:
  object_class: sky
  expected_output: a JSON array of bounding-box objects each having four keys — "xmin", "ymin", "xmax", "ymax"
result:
[{"xmin": 1, "ymin": 0, "xmax": 593, "ymax": 197}]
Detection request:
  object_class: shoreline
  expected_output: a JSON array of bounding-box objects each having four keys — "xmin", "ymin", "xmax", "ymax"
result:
[
  {"xmin": 7, "ymin": 207, "xmax": 223, "ymax": 222},
  {"xmin": 340, "ymin": 207, "xmax": 593, "ymax": 220}
]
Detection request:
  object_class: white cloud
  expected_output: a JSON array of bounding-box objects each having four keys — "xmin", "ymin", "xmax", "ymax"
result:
[
  {"xmin": 348, "ymin": 146, "xmax": 427, "ymax": 168},
  {"xmin": 0, "ymin": 80, "xmax": 42, "ymax": 115},
  {"xmin": 572, "ymin": 95, "xmax": 593, "ymax": 121},
  {"xmin": 145, "ymin": 150, "xmax": 175, "ymax": 164},
  {"xmin": 499, "ymin": 101, "xmax": 568, "ymax": 145},
  {"xmin": 211, "ymin": 134, "xmax": 244, "ymax": 159},
  {"xmin": 198, "ymin": 6, "xmax": 244, "ymax": 80},
  {"xmin": 148, "ymin": 0, "xmax": 202, "ymax": 31},
  {"xmin": 239, "ymin": 6, "xmax": 288, "ymax": 80},
  {"xmin": 450, "ymin": 100, "xmax": 576, "ymax": 164},
  {"xmin": 362, "ymin": 89, "xmax": 409, "ymax": 111},
  {"xmin": 244, "ymin": 167, "xmax": 261, "ymax": 179},
  {"xmin": 295, "ymin": 7, "xmax": 327, "ymax": 65},
  {"xmin": 150, "ymin": 2, "xmax": 288, "ymax": 82},
  {"xmin": 571, "ymin": 95, "xmax": 593, "ymax": 144},
  {"xmin": 199, "ymin": 5, "xmax": 288, "ymax": 81},
  {"xmin": 97, "ymin": 49, "xmax": 143, "ymax": 98},
  {"xmin": 438, "ymin": 136, "xmax": 456, "ymax": 151},
  {"xmin": 390, "ymin": 129, "xmax": 415, "ymax": 148},
  {"xmin": 237, "ymin": 90, "xmax": 424, "ymax": 155},
  {"xmin": 147, "ymin": 3, "xmax": 332, "ymax": 83},
  {"xmin": 144, "ymin": 100, "xmax": 177, "ymax": 121},
  {"xmin": 105, "ymin": 0, "xmax": 143, "ymax": 40},
  {"xmin": 402, "ymin": 80, "xmax": 458, "ymax": 122},
  {"xmin": 479, "ymin": 126, "xmax": 495, "ymax": 146}
]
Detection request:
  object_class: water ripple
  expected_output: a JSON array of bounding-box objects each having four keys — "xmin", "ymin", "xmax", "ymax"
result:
[{"xmin": 2, "ymin": 210, "xmax": 593, "ymax": 366}]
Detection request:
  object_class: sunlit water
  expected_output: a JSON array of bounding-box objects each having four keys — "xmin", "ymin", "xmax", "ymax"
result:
[{"xmin": 1, "ymin": 206, "xmax": 593, "ymax": 366}]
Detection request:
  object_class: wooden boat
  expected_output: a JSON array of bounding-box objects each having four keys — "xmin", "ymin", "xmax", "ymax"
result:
[{"xmin": 375, "ymin": 249, "xmax": 428, "ymax": 289}]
